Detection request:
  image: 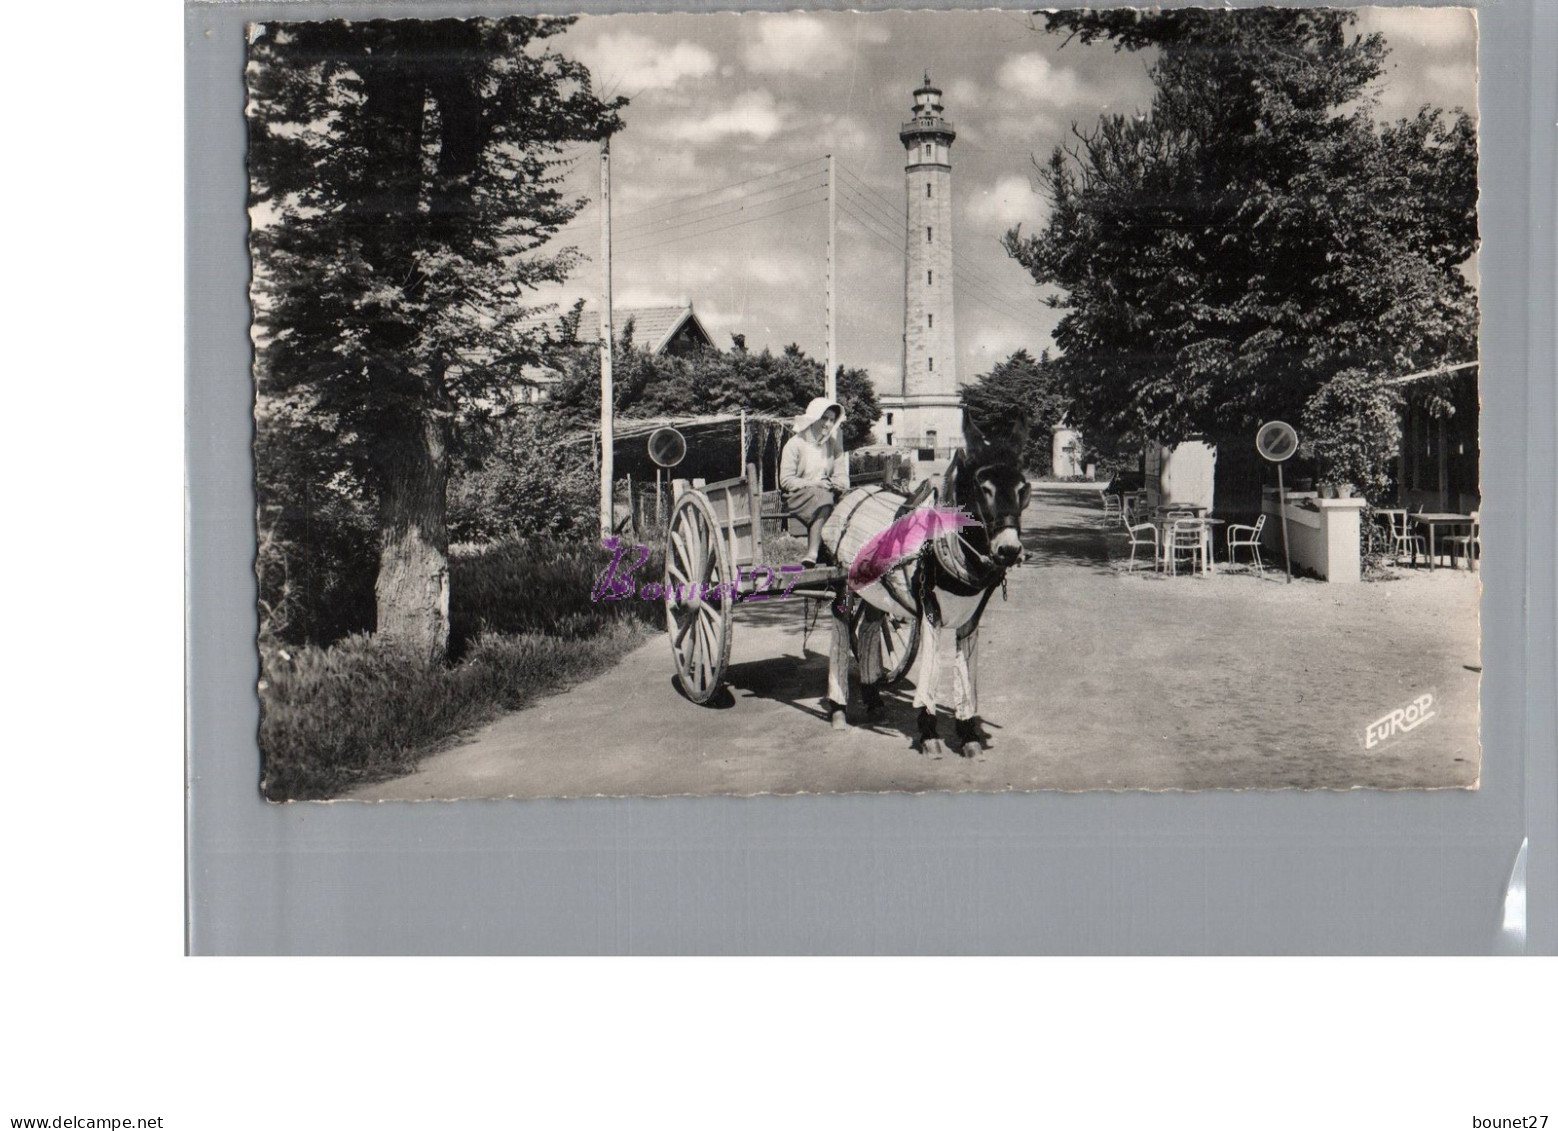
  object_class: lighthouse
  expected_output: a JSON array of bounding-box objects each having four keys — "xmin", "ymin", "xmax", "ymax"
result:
[{"xmin": 878, "ymin": 75, "xmax": 963, "ymax": 457}]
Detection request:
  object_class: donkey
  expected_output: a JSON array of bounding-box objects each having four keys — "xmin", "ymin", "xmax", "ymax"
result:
[
  {"xmin": 909, "ymin": 410, "xmax": 1030, "ymax": 757},
  {"xmin": 822, "ymin": 410, "xmax": 1029, "ymax": 755}
]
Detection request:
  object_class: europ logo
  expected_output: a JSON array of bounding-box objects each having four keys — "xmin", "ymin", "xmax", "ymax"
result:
[{"xmin": 1364, "ymin": 692, "xmax": 1435, "ymax": 750}]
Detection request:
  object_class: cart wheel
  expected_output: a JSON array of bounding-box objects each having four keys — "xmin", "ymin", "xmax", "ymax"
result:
[
  {"xmin": 851, "ymin": 586, "xmax": 920, "ymax": 687},
  {"xmin": 879, "ymin": 607, "xmax": 920, "ymax": 685},
  {"xmin": 665, "ymin": 491, "xmax": 734, "ymax": 705}
]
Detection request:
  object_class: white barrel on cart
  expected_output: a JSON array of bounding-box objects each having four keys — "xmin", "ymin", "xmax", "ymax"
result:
[{"xmin": 820, "ymin": 486, "xmax": 919, "ymax": 617}]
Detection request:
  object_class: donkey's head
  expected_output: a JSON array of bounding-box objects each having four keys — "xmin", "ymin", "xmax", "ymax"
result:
[{"xmin": 958, "ymin": 409, "xmax": 1030, "ymax": 568}]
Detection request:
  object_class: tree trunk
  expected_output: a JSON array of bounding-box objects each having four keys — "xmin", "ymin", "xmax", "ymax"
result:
[{"xmin": 375, "ymin": 413, "xmax": 450, "ymax": 658}]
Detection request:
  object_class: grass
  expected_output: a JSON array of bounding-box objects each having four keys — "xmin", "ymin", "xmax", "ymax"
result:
[
  {"xmin": 259, "ymin": 535, "xmax": 665, "ymax": 801},
  {"xmin": 450, "ymin": 536, "xmax": 663, "ymax": 651},
  {"xmin": 259, "ymin": 621, "xmax": 652, "ymax": 801}
]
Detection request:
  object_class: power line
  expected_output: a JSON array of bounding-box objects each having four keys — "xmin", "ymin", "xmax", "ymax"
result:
[
  {"xmin": 836, "ymin": 198, "xmax": 904, "ymax": 253},
  {"xmin": 613, "ymin": 172, "xmax": 828, "ymax": 242},
  {"xmin": 835, "ymin": 197, "xmax": 1035, "ymax": 327},
  {"xmin": 834, "ymin": 194, "xmax": 904, "ymax": 252},
  {"xmin": 836, "ymin": 171, "xmax": 905, "ymax": 232},
  {"xmin": 954, "ymin": 270, "xmax": 1038, "ymax": 325},
  {"xmin": 545, "ymin": 162, "xmax": 825, "ymax": 248},
  {"xmin": 617, "ymin": 187, "xmax": 828, "ymax": 255},
  {"xmin": 840, "ymin": 176, "xmax": 1040, "ymax": 316},
  {"xmin": 612, "ymin": 156, "xmax": 829, "ymax": 224},
  {"xmin": 835, "ymin": 184, "xmax": 903, "ymax": 237},
  {"xmin": 841, "ymin": 164, "xmax": 1039, "ymax": 303},
  {"xmin": 615, "ymin": 169, "xmax": 828, "ymax": 237},
  {"xmin": 615, "ymin": 191, "xmax": 829, "ymax": 258},
  {"xmin": 836, "ymin": 191, "xmax": 1035, "ymax": 323},
  {"xmin": 616, "ymin": 181, "xmax": 827, "ymax": 250}
]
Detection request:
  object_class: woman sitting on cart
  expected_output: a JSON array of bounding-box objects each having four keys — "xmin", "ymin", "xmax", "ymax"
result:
[{"xmin": 780, "ymin": 398, "xmax": 850, "ymax": 568}]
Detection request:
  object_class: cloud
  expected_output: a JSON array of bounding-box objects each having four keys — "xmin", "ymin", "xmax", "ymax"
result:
[
  {"xmin": 743, "ymin": 14, "xmax": 858, "ymax": 74},
  {"xmin": 996, "ymin": 52, "xmax": 1091, "ymax": 105},
  {"xmin": 819, "ymin": 113, "xmax": 873, "ymax": 154},
  {"xmin": 665, "ymin": 89, "xmax": 789, "ymax": 143},
  {"xmin": 574, "ymin": 32, "xmax": 716, "ymax": 93},
  {"xmin": 1357, "ymin": 7, "xmax": 1477, "ymax": 53},
  {"xmin": 964, "ymin": 320, "xmax": 1052, "ymax": 371},
  {"xmin": 947, "ymin": 78, "xmax": 984, "ymax": 108},
  {"xmin": 616, "ymin": 283, "xmax": 690, "ymax": 308},
  {"xmin": 965, "ymin": 174, "xmax": 1041, "ymax": 229},
  {"xmin": 745, "ymin": 256, "xmax": 812, "ymax": 287}
]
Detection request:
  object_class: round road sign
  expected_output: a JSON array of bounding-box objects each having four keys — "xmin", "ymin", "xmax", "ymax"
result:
[
  {"xmin": 647, "ymin": 426, "xmax": 687, "ymax": 468},
  {"xmin": 1255, "ymin": 420, "xmax": 1299, "ymax": 463}
]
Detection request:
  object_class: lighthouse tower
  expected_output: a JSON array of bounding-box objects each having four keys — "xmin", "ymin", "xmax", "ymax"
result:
[{"xmin": 879, "ymin": 75, "xmax": 962, "ymax": 456}]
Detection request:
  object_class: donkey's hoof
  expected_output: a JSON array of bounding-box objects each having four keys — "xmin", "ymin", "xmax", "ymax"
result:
[
  {"xmin": 918, "ymin": 736, "xmax": 946, "ymax": 758},
  {"xmin": 955, "ymin": 718, "xmax": 990, "ymax": 756},
  {"xmin": 827, "ymin": 702, "xmax": 849, "ymax": 730},
  {"xmin": 861, "ymin": 685, "xmax": 886, "ymax": 720}
]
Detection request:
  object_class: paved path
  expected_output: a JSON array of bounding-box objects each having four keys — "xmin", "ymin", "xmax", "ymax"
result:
[{"xmin": 352, "ymin": 485, "xmax": 1480, "ymax": 799}]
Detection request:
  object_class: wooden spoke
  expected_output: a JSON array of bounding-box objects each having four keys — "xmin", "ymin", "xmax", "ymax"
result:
[
  {"xmin": 694, "ymin": 512, "xmax": 710, "ymax": 580},
  {"xmin": 691, "ymin": 621, "xmax": 711, "ymax": 692},
  {"xmin": 670, "ymin": 528, "xmax": 693, "ymax": 578},
  {"xmin": 666, "ymin": 491, "xmax": 733, "ymax": 704},
  {"xmin": 673, "ymin": 607, "xmax": 695, "ymax": 648}
]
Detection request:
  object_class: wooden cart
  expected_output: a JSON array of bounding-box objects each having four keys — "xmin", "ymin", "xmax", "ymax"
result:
[{"xmin": 664, "ymin": 464, "xmax": 920, "ymax": 704}]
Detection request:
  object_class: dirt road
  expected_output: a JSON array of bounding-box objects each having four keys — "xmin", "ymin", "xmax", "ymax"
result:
[{"xmin": 351, "ymin": 485, "xmax": 1480, "ymax": 800}]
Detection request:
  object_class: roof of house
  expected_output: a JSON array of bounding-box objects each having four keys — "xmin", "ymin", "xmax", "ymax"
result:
[{"xmin": 521, "ymin": 304, "xmax": 715, "ymax": 355}]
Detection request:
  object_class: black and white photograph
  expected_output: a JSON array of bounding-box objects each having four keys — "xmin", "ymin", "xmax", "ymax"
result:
[{"xmin": 248, "ymin": 6, "xmax": 1482, "ymax": 802}]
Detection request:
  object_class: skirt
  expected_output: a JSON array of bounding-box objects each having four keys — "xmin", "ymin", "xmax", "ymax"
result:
[{"xmin": 783, "ymin": 483, "xmax": 836, "ymax": 524}]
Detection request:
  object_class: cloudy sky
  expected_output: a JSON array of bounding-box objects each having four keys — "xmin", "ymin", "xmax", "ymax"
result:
[{"xmin": 528, "ymin": 7, "xmax": 1477, "ymax": 398}]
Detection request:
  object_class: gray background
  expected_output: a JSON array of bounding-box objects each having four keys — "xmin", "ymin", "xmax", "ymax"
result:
[{"xmin": 187, "ymin": 0, "xmax": 1557, "ymax": 954}]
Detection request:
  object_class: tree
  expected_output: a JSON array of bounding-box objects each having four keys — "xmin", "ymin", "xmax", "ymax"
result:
[
  {"xmin": 959, "ymin": 349, "xmax": 1068, "ymax": 469},
  {"xmin": 248, "ymin": 18, "xmax": 624, "ymax": 657},
  {"xmin": 1003, "ymin": 9, "xmax": 1478, "ymax": 448}
]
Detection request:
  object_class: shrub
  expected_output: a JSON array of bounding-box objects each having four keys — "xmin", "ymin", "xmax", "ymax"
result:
[
  {"xmin": 1302, "ymin": 369, "xmax": 1402, "ymax": 499},
  {"xmin": 448, "ymin": 411, "xmax": 599, "ymax": 543}
]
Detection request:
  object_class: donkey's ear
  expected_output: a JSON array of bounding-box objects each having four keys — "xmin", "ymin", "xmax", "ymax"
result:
[
  {"xmin": 962, "ymin": 409, "xmax": 986, "ymax": 451},
  {"xmin": 1008, "ymin": 413, "xmax": 1030, "ymax": 450}
]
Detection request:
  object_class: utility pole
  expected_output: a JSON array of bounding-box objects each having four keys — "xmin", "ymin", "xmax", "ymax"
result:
[
  {"xmin": 825, "ymin": 152, "xmax": 837, "ymax": 404},
  {"xmin": 599, "ymin": 137, "xmax": 615, "ymax": 537}
]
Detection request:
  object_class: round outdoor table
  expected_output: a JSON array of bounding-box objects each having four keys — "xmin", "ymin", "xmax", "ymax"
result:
[{"xmin": 1155, "ymin": 516, "xmax": 1225, "ymax": 575}]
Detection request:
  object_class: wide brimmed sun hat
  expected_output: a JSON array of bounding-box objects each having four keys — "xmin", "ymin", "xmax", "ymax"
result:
[{"xmin": 795, "ymin": 397, "xmax": 846, "ymax": 433}]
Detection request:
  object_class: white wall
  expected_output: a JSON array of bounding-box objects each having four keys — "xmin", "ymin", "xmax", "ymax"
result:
[{"xmin": 1157, "ymin": 441, "xmax": 1217, "ymax": 511}]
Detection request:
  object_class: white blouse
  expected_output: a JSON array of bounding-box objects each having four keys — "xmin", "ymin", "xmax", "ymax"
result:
[{"xmin": 780, "ymin": 433, "xmax": 849, "ymax": 493}]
